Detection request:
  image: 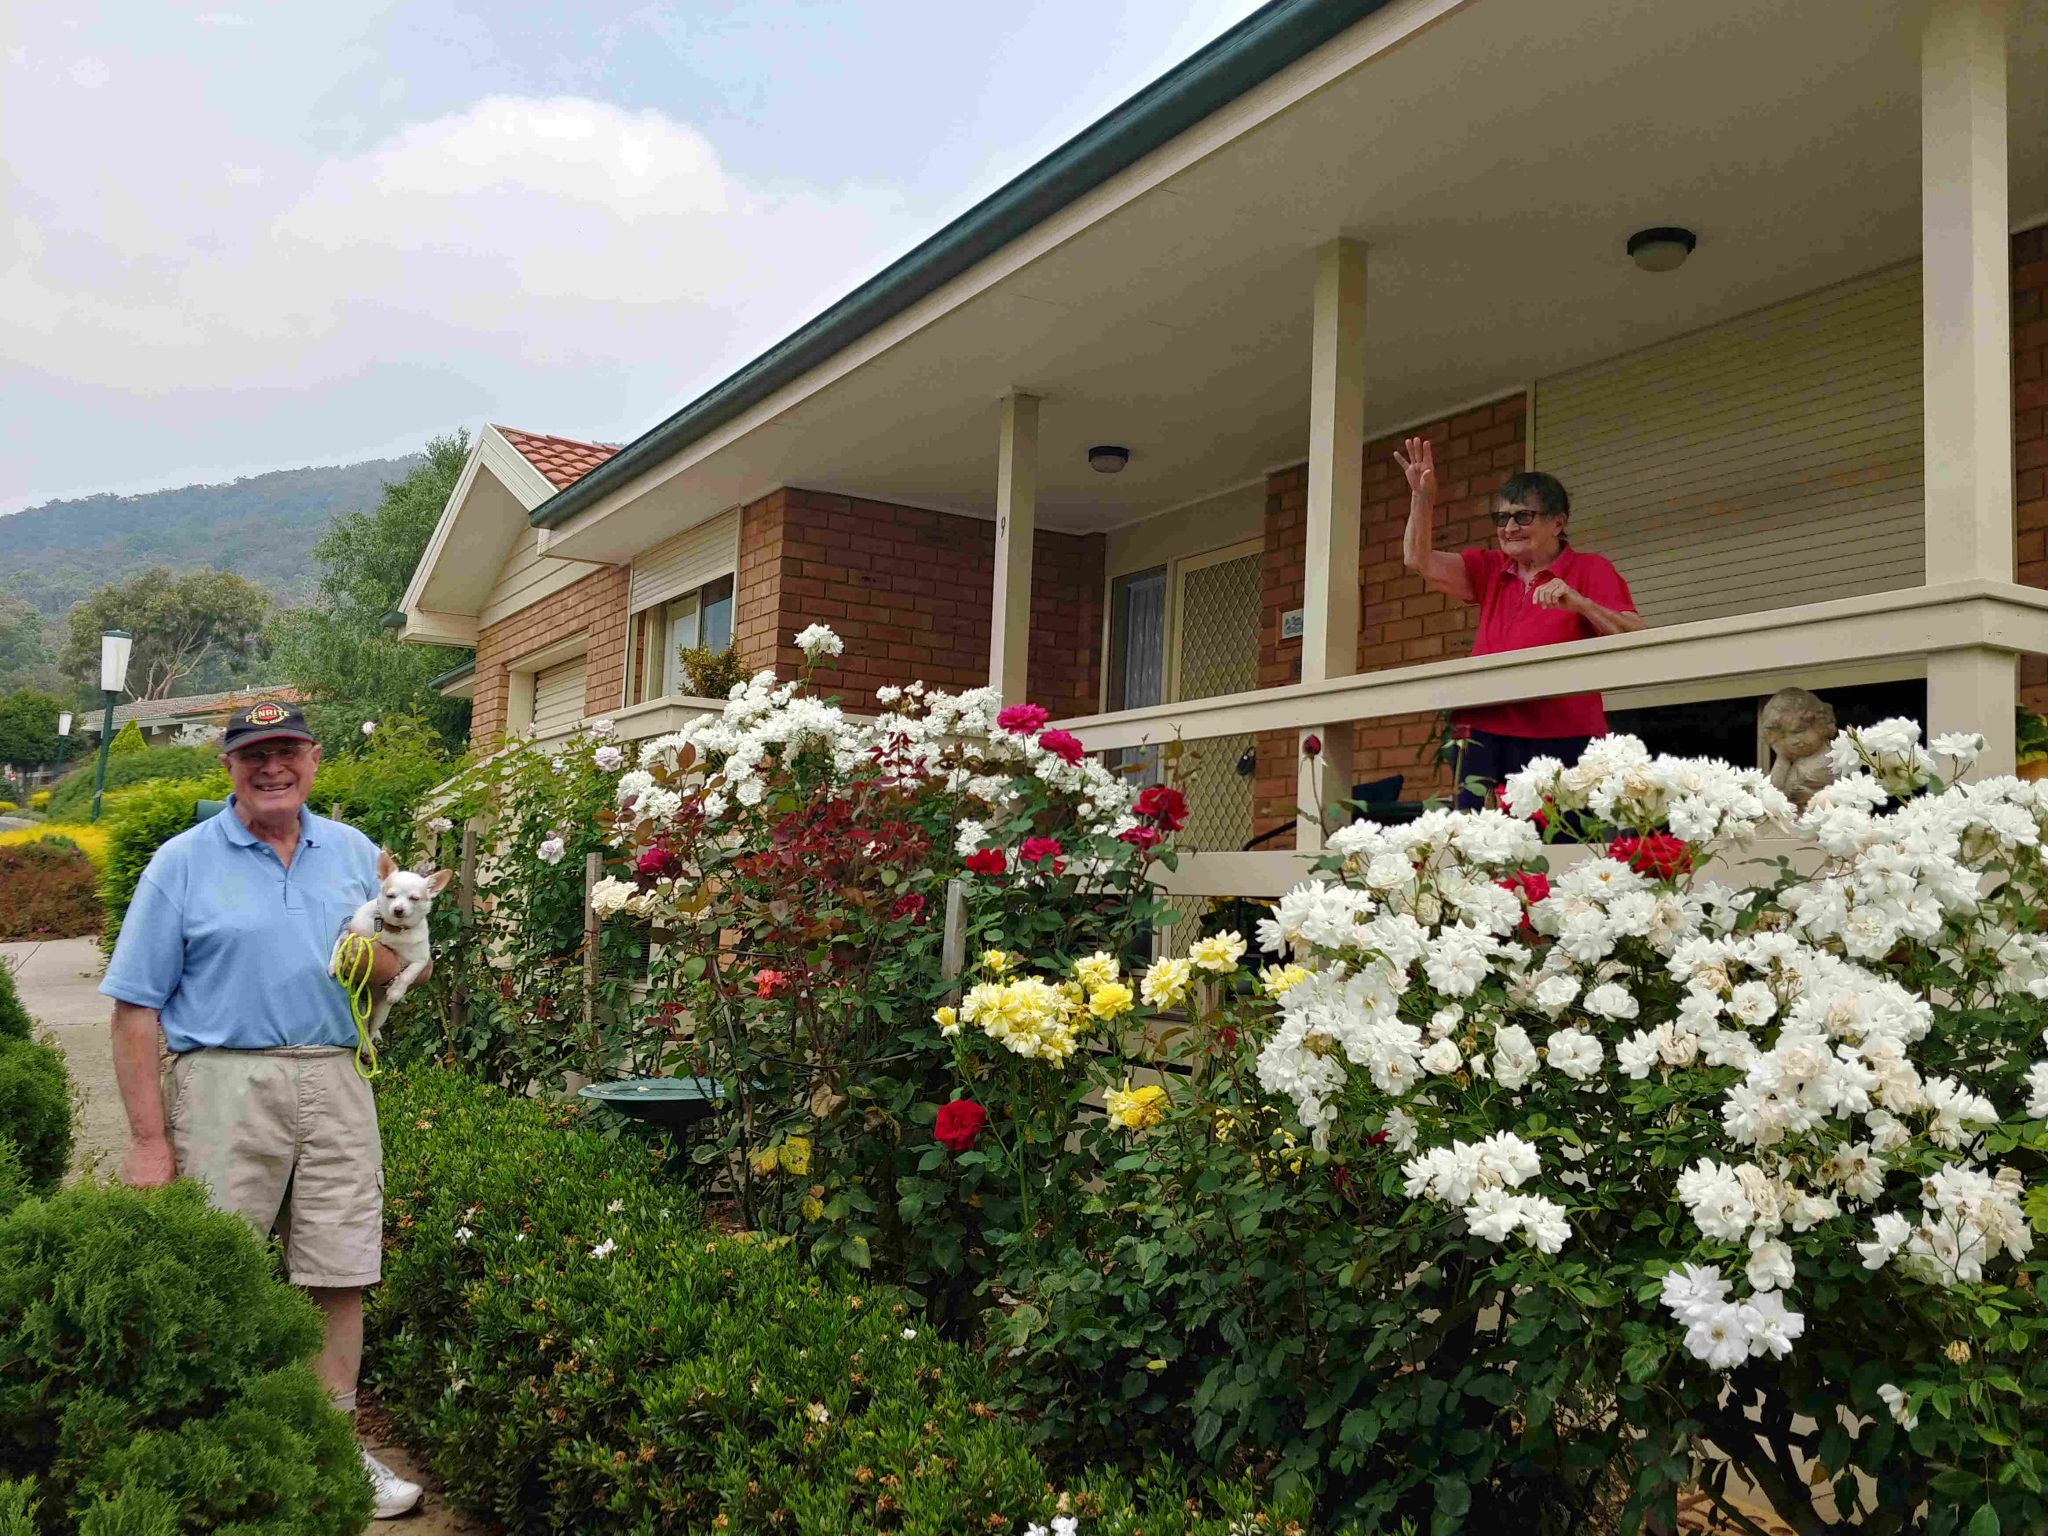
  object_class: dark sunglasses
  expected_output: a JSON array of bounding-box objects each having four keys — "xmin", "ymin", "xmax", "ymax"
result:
[{"xmin": 1490, "ymin": 508, "xmax": 1552, "ymax": 529}]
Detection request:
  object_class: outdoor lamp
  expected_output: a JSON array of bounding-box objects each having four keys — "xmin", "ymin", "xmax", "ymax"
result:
[
  {"xmin": 89, "ymin": 628, "xmax": 133, "ymax": 823},
  {"xmin": 55, "ymin": 710, "xmax": 72, "ymax": 772},
  {"xmin": 1088, "ymin": 445, "xmax": 1130, "ymax": 474},
  {"xmin": 1627, "ymin": 227, "xmax": 1697, "ymax": 273}
]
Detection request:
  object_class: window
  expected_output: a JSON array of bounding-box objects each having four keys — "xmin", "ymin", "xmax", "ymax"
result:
[
  {"xmin": 630, "ymin": 574, "xmax": 734, "ymax": 703},
  {"xmin": 1105, "ymin": 566, "xmax": 1168, "ymax": 785}
]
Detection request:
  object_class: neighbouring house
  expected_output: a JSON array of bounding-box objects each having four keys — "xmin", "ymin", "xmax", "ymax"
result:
[
  {"xmin": 80, "ymin": 684, "xmax": 305, "ymax": 749},
  {"xmin": 401, "ymin": 0, "xmax": 2048, "ymax": 887}
]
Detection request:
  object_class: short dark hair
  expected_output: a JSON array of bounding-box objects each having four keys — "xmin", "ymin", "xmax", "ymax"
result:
[{"xmin": 1495, "ymin": 471, "xmax": 1571, "ymax": 519}]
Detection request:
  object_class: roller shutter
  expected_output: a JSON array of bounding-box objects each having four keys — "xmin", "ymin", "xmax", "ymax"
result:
[
  {"xmin": 531, "ymin": 658, "xmax": 587, "ymax": 736},
  {"xmin": 1533, "ymin": 264, "xmax": 1923, "ymax": 627},
  {"xmin": 629, "ymin": 510, "xmax": 740, "ymax": 613}
]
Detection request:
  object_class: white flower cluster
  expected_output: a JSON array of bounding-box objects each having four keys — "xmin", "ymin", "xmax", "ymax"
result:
[
  {"xmin": 1401, "ymin": 1132, "xmax": 1570, "ymax": 1253},
  {"xmin": 1657, "ymin": 1263, "xmax": 1804, "ymax": 1369},
  {"xmin": 1501, "ymin": 732, "xmax": 1795, "ymax": 842}
]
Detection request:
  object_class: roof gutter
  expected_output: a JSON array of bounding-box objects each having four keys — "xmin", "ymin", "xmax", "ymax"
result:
[{"xmin": 531, "ymin": 0, "xmax": 1392, "ymax": 532}]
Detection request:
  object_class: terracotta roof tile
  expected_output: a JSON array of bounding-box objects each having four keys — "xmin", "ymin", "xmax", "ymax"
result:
[{"xmin": 494, "ymin": 426, "xmax": 622, "ymax": 490}]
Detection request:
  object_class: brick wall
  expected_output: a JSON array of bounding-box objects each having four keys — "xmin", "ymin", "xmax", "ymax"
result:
[
  {"xmin": 734, "ymin": 487, "xmax": 1105, "ymax": 716},
  {"xmin": 1253, "ymin": 395, "xmax": 1527, "ymax": 841},
  {"xmin": 2016, "ymin": 224, "xmax": 2048, "ymax": 707},
  {"xmin": 470, "ymin": 564, "xmax": 631, "ymax": 742}
]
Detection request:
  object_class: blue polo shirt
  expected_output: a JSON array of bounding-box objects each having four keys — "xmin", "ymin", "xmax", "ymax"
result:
[{"xmin": 101, "ymin": 798, "xmax": 382, "ymax": 1054}]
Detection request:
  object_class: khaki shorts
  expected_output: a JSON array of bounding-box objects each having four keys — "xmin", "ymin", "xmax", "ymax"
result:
[{"xmin": 162, "ymin": 1046, "xmax": 383, "ymax": 1288}]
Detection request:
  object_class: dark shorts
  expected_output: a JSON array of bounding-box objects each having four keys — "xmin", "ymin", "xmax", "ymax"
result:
[{"xmin": 1451, "ymin": 729, "xmax": 1592, "ymax": 811}]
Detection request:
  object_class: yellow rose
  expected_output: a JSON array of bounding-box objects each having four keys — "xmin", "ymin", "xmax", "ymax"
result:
[
  {"xmin": 1259, "ymin": 963, "xmax": 1310, "ymax": 999},
  {"xmin": 778, "ymin": 1135, "xmax": 812, "ymax": 1176},
  {"xmin": 1073, "ymin": 951, "xmax": 1120, "ymax": 992},
  {"xmin": 1105, "ymin": 1080, "xmax": 1169, "ymax": 1131},
  {"xmin": 979, "ymin": 948, "xmax": 1015, "ymax": 975},
  {"xmin": 1188, "ymin": 930, "xmax": 1247, "ymax": 974},
  {"xmin": 1087, "ymin": 981, "xmax": 1135, "ymax": 1021},
  {"xmin": 933, "ymin": 1005, "xmax": 960, "ymax": 1036},
  {"xmin": 1140, "ymin": 957, "xmax": 1194, "ymax": 1009}
]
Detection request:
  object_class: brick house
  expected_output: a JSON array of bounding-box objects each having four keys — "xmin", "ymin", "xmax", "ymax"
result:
[{"xmin": 403, "ymin": 0, "xmax": 2048, "ymax": 888}]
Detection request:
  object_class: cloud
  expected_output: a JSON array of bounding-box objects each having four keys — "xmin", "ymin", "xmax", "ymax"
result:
[{"xmin": 2, "ymin": 91, "xmax": 915, "ymax": 415}]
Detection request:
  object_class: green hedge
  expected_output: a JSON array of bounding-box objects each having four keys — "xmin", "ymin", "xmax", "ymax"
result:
[
  {"xmin": 41, "ymin": 748, "xmax": 223, "ymax": 823},
  {"xmin": 0, "ymin": 963, "xmax": 31, "ymax": 1042},
  {"xmin": 0, "ymin": 1038, "xmax": 70, "ymax": 1197},
  {"xmin": 0, "ymin": 1180, "xmax": 370, "ymax": 1534},
  {"xmin": 96, "ymin": 778, "xmax": 227, "ymax": 956},
  {"xmin": 370, "ymin": 1068, "xmax": 1310, "ymax": 1536}
]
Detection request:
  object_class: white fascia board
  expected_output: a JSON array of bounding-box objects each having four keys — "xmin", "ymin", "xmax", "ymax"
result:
[
  {"xmin": 402, "ymin": 609, "xmax": 481, "ymax": 647},
  {"xmin": 541, "ymin": 0, "xmax": 1473, "ymax": 557}
]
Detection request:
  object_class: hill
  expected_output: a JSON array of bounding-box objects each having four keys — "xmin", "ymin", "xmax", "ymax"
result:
[{"xmin": 0, "ymin": 455, "xmax": 425, "ymax": 618}]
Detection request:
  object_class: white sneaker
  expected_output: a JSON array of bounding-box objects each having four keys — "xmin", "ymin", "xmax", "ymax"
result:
[{"xmin": 359, "ymin": 1445, "xmax": 423, "ymax": 1519}]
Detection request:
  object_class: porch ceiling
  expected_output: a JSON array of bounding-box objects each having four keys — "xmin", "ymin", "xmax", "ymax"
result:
[{"xmin": 544, "ymin": 0, "xmax": 2048, "ymax": 563}]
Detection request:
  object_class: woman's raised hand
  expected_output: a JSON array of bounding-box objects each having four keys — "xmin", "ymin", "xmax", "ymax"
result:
[{"xmin": 1394, "ymin": 436, "xmax": 1436, "ymax": 501}]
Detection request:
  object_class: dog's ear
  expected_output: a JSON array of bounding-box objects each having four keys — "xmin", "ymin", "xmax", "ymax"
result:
[
  {"xmin": 426, "ymin": 868, "xmax": 453, "ymax": 895},
  {"xmin": 377, "ymin": 849, "xmax": 397, "ymax": 880}
]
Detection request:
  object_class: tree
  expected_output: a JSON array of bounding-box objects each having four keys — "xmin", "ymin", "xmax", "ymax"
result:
[
  {"xmin": 0, "ymin": 595, "xmax": 62, "ymax": 698},
  {"xmin": 61, "ymin": 569, "xmax": 272, "ymax": 701},
  {"xmin": 0, "ymin": 690, "xmax": 63, "ymax": 766},
  {"xmin": 267, "ymin": 431, "xmax": 473, "ymax": 749}
]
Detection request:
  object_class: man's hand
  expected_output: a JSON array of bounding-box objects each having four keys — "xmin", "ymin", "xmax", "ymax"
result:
[
  {"xmin": 369, "ymin": 942, "xmax": 430, "ymax": 997},
  {"xmin": 122, "ymin": 1135, "xmax": 175, "ymax": 1188},
  {"xmin": 1394, "ymin": 435, "xmax": 1437, "ymax": 502},
  {"xmin": 1532, "ymin": 578, "xmax": 1580, "ymax": 610}
]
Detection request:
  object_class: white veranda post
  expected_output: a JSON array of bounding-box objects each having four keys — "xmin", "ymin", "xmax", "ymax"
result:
[
  {"xmin": 1299, "ymin": 238, "xmax": 1366, "ymax": 849},
  {"xmin": 990, "ymin": 392, "xmax": 1039, "ymax": 706},
  {"xmin": 1921, "ymin": 0, "xmax": 2017, "ymax": 773}
]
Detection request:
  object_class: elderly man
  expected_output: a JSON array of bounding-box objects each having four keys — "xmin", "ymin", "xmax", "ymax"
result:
[
  {"xmin": 102, "ymin": 700, "xmax": 425, "ymax": 1520},
  {"xmin": 1399, "ymin": 436, "xmax": 1643, "ymax": 808}
]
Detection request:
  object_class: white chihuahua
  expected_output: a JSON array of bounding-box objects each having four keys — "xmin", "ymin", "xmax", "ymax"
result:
[{"xmin": 331, "ymin": 850, "xmax": 451, "ymax": 1040}]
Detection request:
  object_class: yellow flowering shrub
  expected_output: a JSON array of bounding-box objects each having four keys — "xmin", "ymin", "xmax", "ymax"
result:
[{"xmin": 1104, "ymin": 1081, "xmax": 1168, "ymax": 1131}]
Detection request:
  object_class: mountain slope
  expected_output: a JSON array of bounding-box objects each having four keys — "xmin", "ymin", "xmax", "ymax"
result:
[{"xmin": 0, "ymin": 456, "xmax": 425, "ymax": 617}]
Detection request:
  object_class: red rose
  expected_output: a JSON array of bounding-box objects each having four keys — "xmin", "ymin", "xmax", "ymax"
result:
[
  {"xmin": 1018, "ymin": 836, "xmax": 1064, "ymax": 870},
  {"xmin": 1303, "ymin": 734, "xmax": 1322, "ymax": 758},
  {"xmin": 891, "ymin": 892, "xmax": 927, "ymax": 921},
  {"xmin": 1119, "ymin": 825, "xmax": 1162, "ymax": 849},
  {"xmin": 1608, "ymin": 833, "xmax": 1693, "ymax": 879},
  {"xmin": 1497, "ymin": 870, "xmax": 1551, "ymax": 933},
  {"xmin": 1365, "ymin": 1129, "xmax": 1389, "ymax": 1148},
  {"xmin": 636, "ymin": 844, "xmax": 680, "ymax": 879},
  {"xmin": 1133, "ymin": 784, "xmax": 1188, "ymax": 832},
  {"xmin": 754, "ymin": 968, "xmax": 789, "ymax": 999},
  {"xmin": 965, "ymin": 847, "xmax": 1006, "ymax": 876},
  {"xmin": 996, "ymin": 702, "xmax": 1050, "ymax": 735},
  {"xmin": 1216, "ymin": 1025, "xmax": 1239, "ymax": 1051},
  {"xmin": 934, "ymin": 1098, "xmax": 987, "ymax": 1152},
  {"xmin": 1037, "ymin": 729, "xmax": 1084, "ymax": 765},
  {"xmin": 1331, "ymin": 1163, "xmax": 1352, "ymax": 1197}
]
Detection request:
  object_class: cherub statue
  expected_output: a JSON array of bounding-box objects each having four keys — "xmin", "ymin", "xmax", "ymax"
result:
[{"xmin": 1760, "ymin": 687, "xmax": 1837, "ymax": 808}]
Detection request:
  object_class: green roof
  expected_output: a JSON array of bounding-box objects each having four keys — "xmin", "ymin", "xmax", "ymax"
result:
[{"xmin": 532, "ymin": 0, "xmax": 1392, "ymax": 532}]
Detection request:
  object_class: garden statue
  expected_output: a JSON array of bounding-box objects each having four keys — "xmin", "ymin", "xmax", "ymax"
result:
[{"xmin": 1759, "ymin": 686, "xmax": 1836, "ymax": 808}]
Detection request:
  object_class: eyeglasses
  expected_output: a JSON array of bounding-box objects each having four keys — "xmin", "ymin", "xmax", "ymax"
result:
[
  {"xmin": 230, "ymin": 742, "xmax": 311, "ymax": 768},
  {"xmin": 1490, "ymin": 508, "xmax": 1550, "ymax": 529}
]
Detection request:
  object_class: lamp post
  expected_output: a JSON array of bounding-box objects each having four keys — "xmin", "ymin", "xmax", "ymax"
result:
[
  {"xmin": 55, "ymin": 710, "xmax": 72, "ymax": 774},
  {"xmin": 89, "ymin": 630, "xmax": 133, "ymax": 823}
]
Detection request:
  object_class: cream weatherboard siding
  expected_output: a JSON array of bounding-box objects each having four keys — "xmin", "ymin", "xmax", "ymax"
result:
[
  {"xmin": 530, "ymin": 658, "xmax": 588, "ymax": 736},
  {"xmin": 629, "ymin": 510, "xmax": 741, "ymax": 613},
  {"xmin": 1533, "ymin": 263, "xmax": 1923, "ymax": 627},
  {"xmin": 480, "ymin": 530, "xmax": 600, "ymax": 629}
]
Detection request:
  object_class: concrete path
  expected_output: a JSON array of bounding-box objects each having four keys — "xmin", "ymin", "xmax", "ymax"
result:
[{"xmin": 4, "ymin": 936, "xmax": 125, "ymax": 1179}]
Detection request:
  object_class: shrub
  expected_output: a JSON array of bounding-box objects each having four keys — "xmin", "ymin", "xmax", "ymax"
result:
[
  {"xmin": 368, "ymin": 1067, "xmax": 1308, "ymax": 1536},
  {"xmin": 0, "ymin": 824, "xmax": 109, "ymax": 871},
  {"xmin": 0, "ymin": 962, "xmax": 31, "ymax": 1042},
  {"xmin": 106, "ymin": 721, "xmax": 147, "ymax": 758},
  {"xmin": 0, "ymin": 842, "xmax": 99, "ymax": 943},
  {"xmin": 0, "ymin": 1037, "xmax": 71, "ymax": 1196},
  {"xmin": 678, "ymin": 641, "xmax": 747, "ymax": 699},
  {"xmin": 0, "ymin": 1142, "xmax": 29, "ymax": 1220},
  {"xmin": 306, "ymin": 716, "xmax": 454, "ymax": 858},
  {"xmin": 0, "ymin": 1180, "xmax": 370, "ymax": 1534},
  {"xmin": 97, "ymin": 777, "xmax": 228, "ymax": 955},
  {"xmin": 42, "ymin": 747, "xmax": 222, "ymax": 823},
  {"xmin": 0, "ymin": 802, "xmax": 16, "ymax": 815},
  {"xmin": 27, "ymin": 791, "xmax": 49, "ymax": 813}
]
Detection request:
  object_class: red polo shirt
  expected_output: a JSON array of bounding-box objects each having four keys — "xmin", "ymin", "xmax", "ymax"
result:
[{"xmin": 1453, "ymin": 545, "xmax": 1636, "ymax": 739}]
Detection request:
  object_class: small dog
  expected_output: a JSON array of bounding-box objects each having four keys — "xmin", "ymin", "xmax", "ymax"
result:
[{"xmin": 331, "ymin": 850, "xmax": 451, "ymax": 1040}]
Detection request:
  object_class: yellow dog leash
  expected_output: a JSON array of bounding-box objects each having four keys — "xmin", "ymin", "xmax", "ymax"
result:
[{"xmin": 332, "ymin": 931, "xmax": 381, "ymax": 1081}]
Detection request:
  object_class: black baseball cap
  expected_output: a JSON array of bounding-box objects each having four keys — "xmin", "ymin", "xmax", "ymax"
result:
[{"xmin": 221, "ymin": 700, "xmax": 317, "ymax": 752}]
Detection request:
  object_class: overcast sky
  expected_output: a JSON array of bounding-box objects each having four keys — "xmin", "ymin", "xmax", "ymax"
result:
[{"xmin": 1, "ymin": 0, "xmax": 1270, "ymax": 514}]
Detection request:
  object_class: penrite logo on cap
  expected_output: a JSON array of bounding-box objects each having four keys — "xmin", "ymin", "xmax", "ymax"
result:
[{"xmin": 247, "ymin": 702, "xmax": 290, "ymax": 726}]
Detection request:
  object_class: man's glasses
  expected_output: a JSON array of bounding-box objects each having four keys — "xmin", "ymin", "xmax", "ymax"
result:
[
  {"xmin": 231, "ymin": 742, "xmax": 311, "ymax": 768},
  {"xmin": 1490, "ymin": 508, "xmax": 1548, "ymax": 529}
]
